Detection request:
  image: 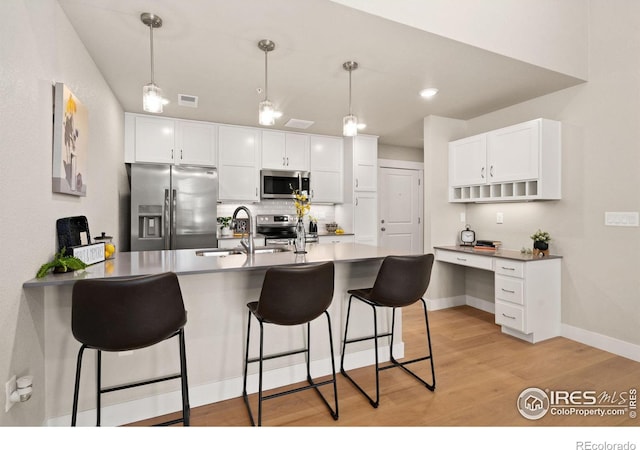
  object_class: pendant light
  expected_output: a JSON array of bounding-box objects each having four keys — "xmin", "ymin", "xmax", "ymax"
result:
[
  {"xmin": 342, "ymin": 61, "xmax": 359, "ymax": 137},
  {"xmin": 258, "ymin": 39, "xmax": 276, "ymax": 126},
  {"xmin": 141, "ymin": 13, "xmax": 166, "ymax": 113}
]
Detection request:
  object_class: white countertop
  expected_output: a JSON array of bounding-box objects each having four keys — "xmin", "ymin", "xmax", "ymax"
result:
[
  {"xmin": 434, "ymin": 245, "xmax": 562, "ymax": 262},
  {"xmin": 24, "ymin": 243, "xmax": 409, "ymax": 287}
]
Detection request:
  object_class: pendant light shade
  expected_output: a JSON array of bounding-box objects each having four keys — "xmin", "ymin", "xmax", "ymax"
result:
[
  {"xmin": 141, "ymin": 13, "xmax": 166, "ymax": 113},
  {"xmin": 258, "ymin": 39, "xmax": 277, "ymax": 126},
  {"xmin": 342, "ymin": 61, "xmax": 359, "ymax": 137}
]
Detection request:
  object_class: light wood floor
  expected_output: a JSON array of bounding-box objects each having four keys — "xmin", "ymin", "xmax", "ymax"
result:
[{"xmin": 130, "ymin": 305, "xmax": 640, "ymax": 427}]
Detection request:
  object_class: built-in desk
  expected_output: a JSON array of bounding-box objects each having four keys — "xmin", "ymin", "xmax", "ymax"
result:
[{"xmin": 434, "ymin": 246, "xmax": 562, "ymax": 344}]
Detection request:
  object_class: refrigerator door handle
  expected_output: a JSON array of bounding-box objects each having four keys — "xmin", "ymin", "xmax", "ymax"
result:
[
  {"xmin": 171, "ymin": 189, "xmax": 177, "ymax": 249},
  {"xmin": 164, "ymin": 188, "xmax": 171, "ymax": 249}
]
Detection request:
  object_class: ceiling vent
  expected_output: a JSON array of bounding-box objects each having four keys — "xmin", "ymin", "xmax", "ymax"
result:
[
  {"xmin": 284, "ymin": 118, "xmax": 314, "ymax": 129},
  {"xmin": 178, "ymin": 94, "xmax": 198, "ymax": 108}
]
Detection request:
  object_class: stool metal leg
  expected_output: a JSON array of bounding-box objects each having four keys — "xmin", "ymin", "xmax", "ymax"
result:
[
  {"xmin": 71, "ymin": 345, "xmax": 87, "ymax": 426},
  {"xmin": 178, "ymin": 329, "xmax": 191, "ymax": 425},
  {"xmin": 96, "ymin": 349, "xmax": 102, "ymax": 426}
]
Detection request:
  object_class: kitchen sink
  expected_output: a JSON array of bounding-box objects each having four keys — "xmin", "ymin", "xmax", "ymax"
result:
[{"xmin": 196, "ymin": 246, "xmax": 291, "ymax": 257}]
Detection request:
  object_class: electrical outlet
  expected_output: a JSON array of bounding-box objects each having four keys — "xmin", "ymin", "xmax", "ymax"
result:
[
  {"xmin": 5, "ymin": 375, "xmax": 16, "ymax": 412},
  {"xmin": 496, "ymin": 212, "xmax": 504, "ymax": 224}
]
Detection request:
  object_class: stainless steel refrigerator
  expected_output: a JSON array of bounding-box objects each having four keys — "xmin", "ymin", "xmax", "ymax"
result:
[{"xmin": 130, "ymin": 164, "xmax": 218, "ymax": 251}]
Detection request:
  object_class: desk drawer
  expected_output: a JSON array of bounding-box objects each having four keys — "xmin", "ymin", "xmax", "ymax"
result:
[
  {"xmin": 495, "ymin": 300, "xmax": 526, "ymax": 333},
  {"xmin": 495, "ymin": 259, "xmax": 524, "ymax": 277},
  {"xmin": 495, "ymin": 275, "xmax": 524, "ymax": 305},
  {"xmin": 435, "ymin": 250, "xmax": 493, "ymax": 271}
]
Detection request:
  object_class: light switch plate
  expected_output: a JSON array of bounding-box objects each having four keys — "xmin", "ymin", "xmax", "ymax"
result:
[
  {"xmin": 605, "ymin": 212, "xmax": 639, "ymax": 227},
  {"xmin": 496, "ymin": 212, "xmax": 504, "ymax": 224}
]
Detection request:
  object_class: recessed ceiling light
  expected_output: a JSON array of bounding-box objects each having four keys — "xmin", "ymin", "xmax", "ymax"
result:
[{"xmin": 420, "ymin": 88, "xmax": 439, "ymax": 98}]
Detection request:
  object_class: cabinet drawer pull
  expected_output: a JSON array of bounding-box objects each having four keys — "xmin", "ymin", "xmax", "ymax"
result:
[
  {"xmin": 456, "ymin": 257, "xmax": 467, "ymax": 261},
  {"xmin": 481, "ymin": 167, "xmax": 485, "ymax": 179},
  {"xmin": 502, "ymin": 313, "xmax": 516, "ymax": 320},
  {"xmin": 501, "ymin": 266, "xmax": 516, "ymax": 271},
  {"xmin": 501, "ymin": 288, "xmax": 516, "ymax": 294}
]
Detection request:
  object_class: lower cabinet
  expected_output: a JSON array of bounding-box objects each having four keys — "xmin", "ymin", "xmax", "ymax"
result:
[
  {"xmin": 318, "ymin": 234, "xmax": 354, "ymax": 244},
  {"xmin": 434, "ymin": 248, "xmax": 561, "ymax": 344}
]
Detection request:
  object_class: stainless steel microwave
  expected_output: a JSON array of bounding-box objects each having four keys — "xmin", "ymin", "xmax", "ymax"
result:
[{"xmin": 260, "ymin": 169, "xmax": 310, "ymax": 199}]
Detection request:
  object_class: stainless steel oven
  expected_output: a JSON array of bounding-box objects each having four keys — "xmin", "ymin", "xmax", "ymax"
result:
[
  {"xmin": 260, "ymin": 170, "xmax": 310, "ymax": 199},
  {"xmin": 257, "ymin": 214, "xmax": 318, "ymax": 245}
]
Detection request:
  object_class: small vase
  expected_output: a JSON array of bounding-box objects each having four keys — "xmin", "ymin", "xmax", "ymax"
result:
[
  {"xmin": 295, "ymin": 218, "xmax": 307, "ymax": 254},
  {"xmin": 533, "ymin": 241, "xmax": 549, "ymax": 257}
]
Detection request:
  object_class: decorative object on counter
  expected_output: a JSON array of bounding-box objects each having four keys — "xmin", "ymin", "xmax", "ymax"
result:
[
  {"xmin": 530, "ymin": 229, "xmax": 551, "ymax": 257},
  {"xmin": 293, "ymin": 189, "xmax": 310, "ymax": 253},
  {"xmin": 56, "ymin": 216, "xmax": 91, "ymax": 251},
  {"xmin": 460, "ymin": 225, "xmax": 475, "ymax": 246},
  {"xmin": 325, "ymin": 222, "xmax": 338, "ymax": 233},
  {"xmin": 308, "ymin": 216, "xmax": 318, "ymax": 233},
  {"xmin": 473, "ymin": 240, "xmax": 498, "ymax": 252},
  {"xmin": 520, "ymin": 247, "xmax": 533, "ymax": 255},
  {"xmin": 52, "ymin": 83, "xmax": 88, "ymax": 196},
  {"xmin": 94, "ymin": 232, "xmax": 116, "ymax": 259},
  {"xmin": 36, "ymin": 248, "xmax": 87, "ymax": 278},
  {"xmin": 217, "ymin": 216, "xmax": 233, "ymax": 236}
]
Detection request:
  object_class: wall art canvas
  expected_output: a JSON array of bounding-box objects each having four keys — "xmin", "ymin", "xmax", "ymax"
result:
[{"xmin": 52, "ymin": 82, "xmax": 88, "ymax": 196}]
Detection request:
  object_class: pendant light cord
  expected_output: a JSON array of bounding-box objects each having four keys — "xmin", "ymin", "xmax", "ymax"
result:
[
  {"xmin": 149, "ymin": 24, "xmax": 155, "ymax": 85},
  {"xmin": 264, "ymin": 49, "xmax": 268, "ymax": 101},
  {"xmin": 348, "ymin": 68, "xmax": 352, "ymax": 115}
]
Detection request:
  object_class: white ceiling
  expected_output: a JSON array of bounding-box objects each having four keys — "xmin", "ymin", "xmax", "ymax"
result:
[{"xmin": 58, "ymin": 0, "xmax": 584, "ymax": 148}]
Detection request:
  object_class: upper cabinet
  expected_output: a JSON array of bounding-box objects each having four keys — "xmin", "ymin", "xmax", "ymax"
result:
[
  {"xmin": 261, "ymin": 130, "xmax": 309, "ymax": 171},
  {"xmin": 218, "ymin": 125, "xmax": 260, "ymax": 202},
  {"xmin": 448, "ymin": 118, "xmax": 561, "ymax": 202},
  {"xmin": 309, "ymin": 135, "xmax": 343, "ymax": 203},
  {"xmin": 353, "ymin": 135, "xmax": 378, "ymax": 192},
  {"xmin": 125, "ymin": 113, "xmax": 217, "ymax": 166}
]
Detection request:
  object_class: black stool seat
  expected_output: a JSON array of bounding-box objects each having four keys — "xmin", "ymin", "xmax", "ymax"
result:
[
  {"xmin": 341, "ymin": 254, "xmax": 436, "ymax": 408},
  {"xmin": 242, "ymin": 262, "xmax": 339, "ymax": 426},
  {"xmin": 71, "ymin": 272, "xmax": 190, "ymax": 426}
]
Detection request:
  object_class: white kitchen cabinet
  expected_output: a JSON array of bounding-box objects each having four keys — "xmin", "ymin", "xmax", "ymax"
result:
[
  {"xmin": 494, "ymin": 257, "xmax": 561, "ymax": 344},
  {"xmin": 309, "ymin": 135, "xmax": 343, "ymax": 203},
  {"xmin": 218, "ymin": 125, "xmax": 260, "ymax": 202},
  {"xmin": 336, "ymin": 134, "xmax": 378, "ymax": 245},
  {"xmin": 448, "ymin": 118, "xmax": 561, "ymax": 202},
  {"xmin": 217, "ymin": 238, "xmax": 242, "ymax": 249},
  {"xmin": 261, "ymin": 130, "xmax": 309, "ymax": 171},
  {"xmin": 353, "ymin": 135, "xmax": 378, "ymax": 192},
  {"xmin": 354, "ymin": 192, "xmax": 378, "ymax": 246},
  {"xmin": 125, "ymin": 113, "xmax": 217, "ymax": 166},
  {"xmin": 434, "ymin": 247, "xmax": 561, "ymax": 344},
  {"xmin": 318, "ymin": 234, "xmax": 354, "ymax": 244},
  {"xmin": 448, "ymin": 133, "xmax": 487, "ymax": 187}
]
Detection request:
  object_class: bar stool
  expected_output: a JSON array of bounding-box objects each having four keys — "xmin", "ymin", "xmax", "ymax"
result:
[
  {"xmin": 70, "ymin": 272, "xmax": 190, "ymax": 426},
  {"xmin": 242, "ymin": 262, "xmax": 338, "ymax": 426},
  {"xmin": 340, "ymin": 254, "xmax": 435, "ymax": 408}
]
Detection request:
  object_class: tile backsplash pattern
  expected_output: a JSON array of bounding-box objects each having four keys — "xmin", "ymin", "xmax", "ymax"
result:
[{"xmin": 217, "ymin": 200, "xmax": 337, "ymax": 233}]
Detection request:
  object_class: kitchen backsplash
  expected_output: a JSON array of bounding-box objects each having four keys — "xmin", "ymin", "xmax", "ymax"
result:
[{"xmin": 217, "ymin": 200, "xmax": 337, "ymax": 230}]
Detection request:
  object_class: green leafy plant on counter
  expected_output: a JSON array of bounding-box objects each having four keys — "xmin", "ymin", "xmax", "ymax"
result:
[
  {"xmin": 530, "ymin": 229, "xmax": 551, "ymax": 243},
  {"xmin": 217, "ymin": 216, "xmax": 232, "ymax": 228},
  {"xmin": 36, "ymin": 248, "xmax": 87, "ymax": 278}
]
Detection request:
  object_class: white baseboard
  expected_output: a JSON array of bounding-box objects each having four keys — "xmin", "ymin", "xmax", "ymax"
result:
[
  {"xmin": 46, "ymin": 344, "xmax": 401, "ymax": 427},
  {"xmin": 562, "ymin": 323, "xmax": 640, "ymax": 363}
]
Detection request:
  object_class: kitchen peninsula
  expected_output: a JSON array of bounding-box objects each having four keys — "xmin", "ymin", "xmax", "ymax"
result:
[{"xmin": 23, "ymin": 242, "xmax": 412, "ymax": 426}]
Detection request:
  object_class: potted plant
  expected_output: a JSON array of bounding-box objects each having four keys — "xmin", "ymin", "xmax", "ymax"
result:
[
  {"xmin": 530, "ymin": 229, "xmax": 551, "ymax": 256},
  {"xmin": 217, "ymin": 216, "xmax": 233, "ymax": 237},
  {"xmin": 36, "ymin": 248, "xmax": 87, "ymax": 278}
]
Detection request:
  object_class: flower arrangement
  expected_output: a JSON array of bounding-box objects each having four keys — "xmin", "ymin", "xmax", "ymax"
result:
[
  {"xmin": 530, "ymin": 229, "xmax": 551, "ymax": 243},
  {"xmin": 293, "ymin": 189, "xmax": 310, "ymax": 219}
]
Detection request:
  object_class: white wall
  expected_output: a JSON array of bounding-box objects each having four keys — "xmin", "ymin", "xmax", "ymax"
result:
[
  {"xmin": 425, "ymin": 0, "xmax": 640, "ymax": 347},
  {"xmin": 378, "ymin": 144, "xmax": 423, "ymax": 163},
  {"xmin": 0, "ymin": 0, "xmax": 125, "ymax": 425},
  {"xmin": 331, "ymin": 0, "xmax": 588, "ymax": 80}
]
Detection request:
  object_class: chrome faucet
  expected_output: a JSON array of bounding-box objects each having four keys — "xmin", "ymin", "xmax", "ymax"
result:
[{"xmin": 232, "ymin": 206, "xmax": 255, "ymax": 254}]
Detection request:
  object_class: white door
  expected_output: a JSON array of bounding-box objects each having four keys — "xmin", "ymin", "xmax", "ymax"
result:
[{"xmin": 378, "ymin": 167, "xmax": 423, "ymax": 253}]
